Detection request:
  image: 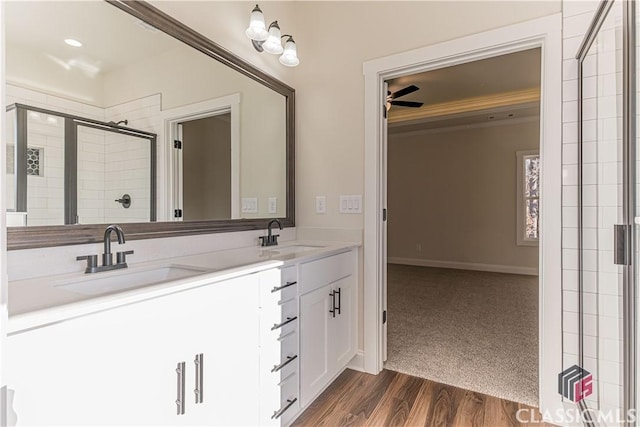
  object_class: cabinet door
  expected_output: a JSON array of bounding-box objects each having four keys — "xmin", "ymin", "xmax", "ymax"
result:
[
  {"xmin": 331, "ymin": 276, "xmax": 357, "ymax": 370},
  {"xmin": 7, "ymin": 293, "xmax": 194, "ymax": 425},
  {"xmin": 6, "ymin": 275, "xmax": 260, "ymax": 426},
  {"xmin": 299, "ymin": 283, "xmax": 332, "ymax": 407},
  {"xmin": 189, "ymin": 274, "xmax": 260, "ymax": 426}
]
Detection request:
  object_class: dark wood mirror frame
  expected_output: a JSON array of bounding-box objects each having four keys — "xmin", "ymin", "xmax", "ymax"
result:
[{"xmin": 7, "ymin": 0, "xmax": 295, "ymax": 250}]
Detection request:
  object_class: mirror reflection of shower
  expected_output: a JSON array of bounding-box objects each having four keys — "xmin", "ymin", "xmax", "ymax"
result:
[{"xmin": 5, "ymin": 104, "xmax": 156, "ymax": 226}]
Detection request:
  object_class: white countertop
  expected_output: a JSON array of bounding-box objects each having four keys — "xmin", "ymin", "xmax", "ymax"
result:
[{"xmin": 8, "ymin": 241, "xmax": 359, "ymax": 334}]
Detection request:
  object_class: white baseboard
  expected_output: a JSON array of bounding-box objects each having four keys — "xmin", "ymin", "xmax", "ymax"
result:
[
  {"xmin": 387, "ymin": 257, "xmax": 538, "ymax": 276},
  {"xmin": 347, "ymin": 350, "xmax": 365, "ymax": 372}
]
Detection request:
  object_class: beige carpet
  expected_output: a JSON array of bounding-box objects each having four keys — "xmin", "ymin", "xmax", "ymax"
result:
[{"xmin": 384, "ymin": 264, "xmax": 539, "ymax": 406}]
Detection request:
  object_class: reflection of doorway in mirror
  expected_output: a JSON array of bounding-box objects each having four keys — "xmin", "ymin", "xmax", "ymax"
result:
[
  {"xmin": 164, "ymin": 93, "xmax": 241, "ymax": 222},
  {"xmin": 180, "ymin": 113, "xmax": 232, "ymax": 221}
]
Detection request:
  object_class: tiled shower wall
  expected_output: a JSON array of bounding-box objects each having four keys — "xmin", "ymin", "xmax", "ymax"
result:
[
  {"xmin": 6, "ymin": 84, "xmax": 158, "ymax": 224},
  {"xmin": 562, "ymin": 0, "xmax": 624, "ymax": 416}
]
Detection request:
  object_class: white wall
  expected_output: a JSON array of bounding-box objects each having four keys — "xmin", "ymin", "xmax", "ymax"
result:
[
  {"xmin": 289, "ymin": 1, "xmax": 561, "ymax": 230},
  {"xmin": 387, "ymin": 120, "xmax": 540, "ymax": 274}
]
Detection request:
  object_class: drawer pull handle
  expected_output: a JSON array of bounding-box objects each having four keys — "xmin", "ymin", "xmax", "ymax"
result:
[
  {"xmin": 329, "ymin": 291, "xmax": 336, "ymax": 318},
  {"xmin": 271, "ymin": 316, "xmax": 298, "ymax": 330},
  {"xmin": 271, "ymin": 354, "xmax": 298, "ymax": 372},
  {"xmin": 194, "ymin": 353, "xmax": 203, "ymax": 404},
  {"xmin": 272, "ymin": 398, "xmax": 298, "ymax": 419},
  {"xmin": 271, "ymin": 281, "xmax": 297, "ymax": 293},
  {"xmin": 335, "ymin": 287, "xmax": 341, "ymax": 315},
  {"xmin": 176, "ymin": 361, "xmax": 185, "ymax": 415}
]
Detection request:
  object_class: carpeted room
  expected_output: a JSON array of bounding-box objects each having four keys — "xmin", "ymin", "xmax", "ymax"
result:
[{"xmin": 384, "ymin": 49, "xmax": 541, "ymax": 408}]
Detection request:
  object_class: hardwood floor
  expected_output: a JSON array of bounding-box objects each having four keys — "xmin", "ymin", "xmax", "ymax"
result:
[{"xmin": 292, "ymin": 369, "xmax": 556, "ymax": 427}]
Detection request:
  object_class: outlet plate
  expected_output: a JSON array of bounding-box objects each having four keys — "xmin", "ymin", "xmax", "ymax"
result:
[
  {"xmin": 315, "ymin": 196, "xmax": 326, "ymax": 214},
  {"xmin": 268, "ymin": 197, "xmax": 277, "ymax": 214}
]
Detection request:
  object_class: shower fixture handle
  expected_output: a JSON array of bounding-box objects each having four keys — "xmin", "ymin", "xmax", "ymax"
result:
[{"xmin": 115, "ymin": 194, "xmax": 132, "ymax": 208}]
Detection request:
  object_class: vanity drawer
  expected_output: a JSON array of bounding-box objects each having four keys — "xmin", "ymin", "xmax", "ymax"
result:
[
  {"xmin": 261, "ymin": 372, "xmax": 300, "ymax": 426},
  {"xmin": 299, "ymin": 250, "xmax": 355, "ymax": 294},
  {"xmin": 276, "ymin": 372, "xmax": 300, "ymax": 425},
  {"xmin": 261, "ymin": 267, "xmax": 298, "ymax": 306},
  {"xmin": 262, "ymin": 299, "xmax": 298, "ymax": 335},
  {"xmin": 262, "ymin": 329, "xmax": 298, "ymax": 372}
]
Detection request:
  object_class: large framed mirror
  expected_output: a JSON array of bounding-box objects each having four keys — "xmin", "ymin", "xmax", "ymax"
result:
[{"xmin": 5, "ymin": 0, "xmax": 295, "ymax": 249}]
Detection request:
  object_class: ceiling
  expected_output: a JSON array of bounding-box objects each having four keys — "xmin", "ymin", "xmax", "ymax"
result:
[
  {"xmin": 5, "ymin": 1, "xmax": 182, "ymax": 76},
  {"xmin": 387, "ymin": 48, "xmax": 541, "ymax": 130}
]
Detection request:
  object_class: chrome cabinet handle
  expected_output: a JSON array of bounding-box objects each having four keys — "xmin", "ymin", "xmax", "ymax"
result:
[
  {"xmin": 176, "ymin": 362, "xmax": 185, "ymax": 415},
  {"xmin": 335, "ymin": 287, "xmax": 341, "ymax": 315},
  {"xmin": 194, "ymin": 353, "xmax": 203, "ymax": 404},
  {"xmin": 272, "ymin": 398, "xmax": 298, "ymax": 419},
  {"xmin": 271, "ymin": 281, "xmax": 297, "ymax": 293},
  {"xmin": 271, "ymin": 316, "xmax": 298, "ymax": 330},
  {"xmin": 329, "ymin": 291, "xmax": 336, "ymax": 317},
  {"xmin": 271, "ymin": 354, "xmax": 298, "ymax": 373}
]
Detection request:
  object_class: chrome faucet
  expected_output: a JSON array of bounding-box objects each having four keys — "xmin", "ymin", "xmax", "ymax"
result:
[
  {"xmin": 260, "ymin": 219, "xmax": 283, "ymax": 247},
  {"xmin": 77, "ymin": 224, "xmax": 134, "ymax": 273}
]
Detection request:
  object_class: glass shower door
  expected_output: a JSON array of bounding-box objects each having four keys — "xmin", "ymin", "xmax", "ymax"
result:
[{"xmin": 578, "ymin": 0, "xmax": 628, "ymax": 423}]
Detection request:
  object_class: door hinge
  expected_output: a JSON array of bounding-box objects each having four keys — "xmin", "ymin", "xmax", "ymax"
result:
[
  {"xmin": 174, "ymin": 140, "xmax": 182, "ymax": 149},
  {"xmin": 382, "ymin": 310, "xmax": 387, "ymax": 324},
  {"xmin": 383, "ymin": 208, "xmax": 387, "ymax": 222},
  {"xmin": 174, "ymin": 209, "xmax": 183, "ymax": 218},
  {"xmin": 614, "ymin": 224, "xmax": 631, "ymax": 265}
]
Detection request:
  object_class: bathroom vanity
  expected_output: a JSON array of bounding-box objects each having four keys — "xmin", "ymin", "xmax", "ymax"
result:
[{"xmin": 5, "ymin": 242, "xmax": 359, "ymax": 426}]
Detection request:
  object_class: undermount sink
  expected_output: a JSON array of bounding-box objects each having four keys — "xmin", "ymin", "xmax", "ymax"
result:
[
  {"xmin": 54, "ymin": 265, "xmax": 211, "ymax": 296},
  {"xmin": 262, "ymin": 244, "xmax": 324, "ymax": 256}
]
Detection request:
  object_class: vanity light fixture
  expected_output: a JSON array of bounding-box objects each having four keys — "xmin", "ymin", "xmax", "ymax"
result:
[
  {"xmin": 64, "ymin": 38, "xmax": 83, "ymax": 47},
  {"xmin": 245, "ymin": 5, "xmax": 299, "ymax": 67}
]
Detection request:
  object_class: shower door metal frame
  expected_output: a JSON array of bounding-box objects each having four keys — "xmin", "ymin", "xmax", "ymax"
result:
[
  {"xmin": 6, "ymin": 103, "xmax": 158, "ymax": 225},
  {"xmin": 576, "ymin": 0, "xmax": 637, "ymax": 425}
]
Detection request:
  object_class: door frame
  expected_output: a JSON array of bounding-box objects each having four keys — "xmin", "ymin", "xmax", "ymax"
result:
[
  {"xmin": 163, "ymin": 93, "xmax": 240, "ymax": 220},
  {"xmin": 362, "ymin": 14, "xmax": 563, "ymax": 413}
]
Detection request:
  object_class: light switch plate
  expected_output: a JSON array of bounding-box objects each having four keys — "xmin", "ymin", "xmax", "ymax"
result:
[
  {"xmin": 241, "ymin": 197, "xmax": 258, "ymax": 213},
  {"xmin": 315, "ymin": 196, "xmax": 326, "ymax": 214},
  {"xmin": 268, "ymin": 197, "xmax": 277, "ymax": 214},
  {"xmin": 339, "ymin": 195, "xmax": 362, "ymax": 214}
]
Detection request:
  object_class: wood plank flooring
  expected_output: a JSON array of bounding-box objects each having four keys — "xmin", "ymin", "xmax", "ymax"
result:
[{"xmin": 292, "ymin": 369, "xmax": 556, "ymax": 427}]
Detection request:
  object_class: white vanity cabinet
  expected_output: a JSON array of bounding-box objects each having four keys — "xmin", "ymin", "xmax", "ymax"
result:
[
  {"xmin": 6, "ymin": 273, "xmax": 261, "ymax": 426},
  {"xmin": 298, "ymin": 250, "xmax": 357, "ymax": 407}
]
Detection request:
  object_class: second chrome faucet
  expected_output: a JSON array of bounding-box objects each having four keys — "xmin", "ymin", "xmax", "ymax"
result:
[{"xmin": 77, "ymin": 224, "xmax": 134, "ymax": 274}]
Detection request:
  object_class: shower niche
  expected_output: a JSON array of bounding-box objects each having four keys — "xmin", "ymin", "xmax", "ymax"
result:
[{"xmin": 5, "ymin": 103, "xmax": 156, "ymax": 226}]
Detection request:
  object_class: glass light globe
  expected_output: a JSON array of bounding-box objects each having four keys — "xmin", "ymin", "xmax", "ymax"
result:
[
  {"xmin": 262, "ymin": 21, "xmax": 284, "ymax": 54},
  {"xmin": 279, "ymin": 36, "xmax": 299, "ymax": 67},
  {"xmin": 245, "ymin": 5, "xmax": 268, "ymax": 41}
]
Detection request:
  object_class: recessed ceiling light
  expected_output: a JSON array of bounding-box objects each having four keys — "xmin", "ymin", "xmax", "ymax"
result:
[{"xmin": 64, "ymin": 38, "xmax": 83, "ymax": 48}]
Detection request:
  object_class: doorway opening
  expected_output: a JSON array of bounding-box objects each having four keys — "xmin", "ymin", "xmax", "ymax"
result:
[
  {"xmin": 363, "ymin": 14, "xmax": 562, "ymax": 414},
  {"xmin": 179, "ymin": 113, "xmax": 233, "ymax": 221},
  {"xmin": 384, "ymin": 48, "xmax": 541, "ymax": 406},
  {"xmin": 164, "ymin": 94, "xmax": 241, "ymax": 222}
]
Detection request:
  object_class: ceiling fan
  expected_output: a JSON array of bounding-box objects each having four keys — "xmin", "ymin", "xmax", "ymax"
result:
[{"xmin": 386, "ymin": 84, "xmax": 424, "ymax": 111}]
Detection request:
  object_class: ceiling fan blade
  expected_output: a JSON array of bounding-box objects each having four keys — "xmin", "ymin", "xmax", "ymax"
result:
[
  {"xmin": 390, "ymin": 84, "xmax": 419, "ymax": 99},
  {"xmin": 391, "ymin": 100, "xmax": 424, "ymax": 108}
]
